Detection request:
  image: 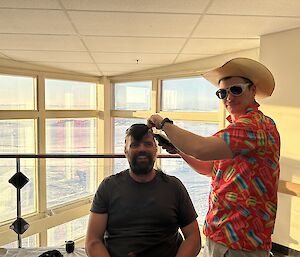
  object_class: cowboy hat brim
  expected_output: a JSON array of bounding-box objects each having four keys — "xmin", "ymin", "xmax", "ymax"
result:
[{"xmin": 202, "ymin": 58, "xmax": 275, "ymax": 98}]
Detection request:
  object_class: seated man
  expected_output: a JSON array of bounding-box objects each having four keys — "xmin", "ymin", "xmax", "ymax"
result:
[{"xmin": 85, "ymin": 123, "xmax": 201, "ymax": 257}]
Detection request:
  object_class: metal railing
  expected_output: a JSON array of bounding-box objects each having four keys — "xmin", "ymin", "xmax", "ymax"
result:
[
  {"xmin": 1, "ymin": 153, "xmax": 180, "ymax": 248},
  {"xmin": 2, "ymin": 154, "xmax": 299, "ymax": 248}
]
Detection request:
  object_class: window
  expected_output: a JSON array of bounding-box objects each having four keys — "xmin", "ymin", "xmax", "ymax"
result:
[
  {"xmin": 160, "ymin": 120, "xmax": 218, "ymax": 225},
  {"xmin": 2, "ymin": 234, "xmax": 38, "ymax": 248},
  {"xmin": 0, "ymin": 120, "xmax": 36, "ymax": 222},
  {"xmin": 46, "ymin": 118, "xmax": 97, "ymax": 207},
  {"xmin": 159, "ymin": 77, "xmax": 220, "ymax": 224},
  {"xmin": 0, "ymin": 74, "xmax": 36, "ymax": 110},
  {"xmin": 0, "ymin": 119, "xmax": 35, "ymax": 154},
  {"xmin": 114, "ymin": 81, "xmax": 152, "ymax": 110},
  {"xmin": 111, "ymin": 76, "xmax": 221, "ymax": 225},
  {"xmin": 47, "ymin": 216, "xmax": 88, "ymax": 246},
  {"xmin": 161, "ymin": 77, "xmax": 218, "ymax": 112},
  {"xmin": 0, "ymin": 67, "xmax": 223, "ymax": 247},
  {"xmin": 45, "ymin": 79, "xmax": 96, "ymax": 110},
  {"xmin": 0, "ymin": 72, "xmax": 99, "ymax": 247}
]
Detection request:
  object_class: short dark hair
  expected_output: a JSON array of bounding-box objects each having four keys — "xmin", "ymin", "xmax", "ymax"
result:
[
  {"xmin": 125, "ymin": 123, "xmax": 153, "ymax": 142},
  {"xmin": 218, "ymin": 76, "xmax": 253, "ymax": 85}
]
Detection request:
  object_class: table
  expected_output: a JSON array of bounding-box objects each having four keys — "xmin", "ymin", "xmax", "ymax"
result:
[{"xmin": 0, "ymin": 248, "xmax": 88, "ymax": 257}]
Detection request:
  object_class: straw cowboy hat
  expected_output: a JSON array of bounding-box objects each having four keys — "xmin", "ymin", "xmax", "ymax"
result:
[{"xmin": 202, "ymin": 58, "xmax": 275, "ymax": 98}]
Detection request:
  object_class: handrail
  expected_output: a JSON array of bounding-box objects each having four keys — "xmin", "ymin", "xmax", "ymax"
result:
[
  {"xmin": 2, "ymin": 153, "xmax": 300, "ymax": 248},
  {"xmin": 2, "ymin": 153, "xmax": 181, "ymax": 247},
  {"xmin": 2, "ymin": 153, "xmax": 298, "ymax": 199}
]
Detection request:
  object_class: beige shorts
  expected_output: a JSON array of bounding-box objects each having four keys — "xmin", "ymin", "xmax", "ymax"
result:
[{"xmin": 203, "ymin": 238, "xmax": 270, "ymax": 257}]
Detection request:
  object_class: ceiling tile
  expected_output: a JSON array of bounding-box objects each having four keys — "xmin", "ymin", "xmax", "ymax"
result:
[
  {"xmin": 62, "ymin": 0, "xmax": 210, "ymax": 13},
  {"xmin": 0, "ymin": 52, "xmax": 11, "ymax": 59},
  {"xmin": 0, "ymin": 35, "xmax": 85, "ymax": 51},
  {"xmin": 91, "ymin": 52, "xmax": 176, "ymax": 64},
  {"xmin": 31, "ymin": 62, "xmax": 100, "ymax": 74},
  {"xmin": 28, "ymin": 62, "xmax": 103, "ymax": 76},
  {"xmin": 0, "ymin": 0, "xmax": 61, "ymax": 9},
  {"xmin": 0, "ymin": 9, "xmax": 75, "ymax": 34},
  {"xmin": 102, "ymin": 71, "xmax": 125, "ymax": 76},
  {"xmin": 175, "ymin": 54, "xmax": 213, "ymax": 63},
  {"xmin": 182, "ymin": 38, "xmax": 259, "ymax": 54},
  {"xmin": 1, "ymin": 50, "xmax": 93, "ymax": 62},
  {"xmin": 83, "ymin": 36, "xmax": 185, "ymax": 53},
  {"xmin": 207, "ymin": 0, "xmax": 300, "ymax": 17},
  {"xmin": 97, "ymin": 63, "xmax": 158, "ymax": 73},
  {"xmin": 193, "ymin": 15, "xmax": 300, "ymax": 38},
  {"xmin": 0, "ymin": 1, "xmax": 299, "ymax": 77},
  {"xmin": 69, "ymin": 11, "xmax": 199, "ymax": 37},
  {"xmin": 79, "ymin": 70, "xmax": 101, "ymax": 76}
]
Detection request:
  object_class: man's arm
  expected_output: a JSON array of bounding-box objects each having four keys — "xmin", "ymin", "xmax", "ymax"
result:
[
  {"xmin": 162, "ymin": 123, "xmax": 232, "ymax": 161},
  {"xmin": 148, "ymin": 114, "xmax": 233, "ymax": 161},
  {"xmin": 85, "ymin": 212, "xmax": 110, "ymax": 257},
  {"xmin": 179, "ymin": 151, "xmax": 213, "ymax": 176},
  {"xmin": 155, "ymin": 135, "xmax": 214, "ymax": 176},
  {"xmin": 176, "ymin": 220, "xmax": 201, "ymax": 257}
]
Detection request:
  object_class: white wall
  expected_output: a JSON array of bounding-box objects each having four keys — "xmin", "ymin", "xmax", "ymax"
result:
[{"xmin": 260, "ymin": 27, "xmax": 300, "ymax": 251}]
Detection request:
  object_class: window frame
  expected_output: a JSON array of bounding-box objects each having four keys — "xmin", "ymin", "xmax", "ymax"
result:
[
  {"xmin": 110, "ymin": 75, "xmax": 225, "ymax": 229},
  {"xmin": 0, "ymin": 70, "xmax": 101, "ymax": 247},
  {"xmin": 0, "ymin": 67, "xmax": 226, "ymax": 247}
]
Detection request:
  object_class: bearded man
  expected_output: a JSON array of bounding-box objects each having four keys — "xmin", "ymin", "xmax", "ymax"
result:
[{"xmin": 85, "ymin": 123, "xmax": 201, "ymax": 257}]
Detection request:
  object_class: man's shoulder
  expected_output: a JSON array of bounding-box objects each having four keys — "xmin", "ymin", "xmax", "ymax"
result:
[
  {"xmin": 103, "ymin": 169, "xmax": 129, "ymax": 184},
  {"xmin": 246, "ymin": 109, "xmax": 278, "ymax": 129},
  {"xmin": 233, "ymin": 109, "xmax": 275, "ymax": 127},
  {"xmin": 157, "ymin": 169, "xmax": 175, "ymax": 179},
  {"xmin": 157, "ymin": 170, "xmax": 185, "ymax": 187}
]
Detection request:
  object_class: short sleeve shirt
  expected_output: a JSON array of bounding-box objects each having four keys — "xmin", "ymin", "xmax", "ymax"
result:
[
  {"xmin": 204, "ymin": 103, "xmax": 280, "ymax": 251},
  {"xmin": 91, "ymin": 169, "xmax": 198, "ymax": 257}
]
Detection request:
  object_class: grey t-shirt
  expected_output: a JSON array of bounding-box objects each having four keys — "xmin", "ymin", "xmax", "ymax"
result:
[{"xmin": 91, "ymin": 169, "xmax": 198, "ymax": 257}]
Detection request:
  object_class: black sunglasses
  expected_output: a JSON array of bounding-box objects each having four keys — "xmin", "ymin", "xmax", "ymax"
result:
[{"xmin": 216, "ymin": 83, "xmax": 251, "ymax": 99}]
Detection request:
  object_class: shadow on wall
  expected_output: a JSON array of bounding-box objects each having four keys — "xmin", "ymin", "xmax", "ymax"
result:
[
  {"xmin": 273, "ymin": 157, "xmax": 300, "ymax": 252},
  {"xmin": 279, "ymin": 157, "xmax": 300, "ymax": 183}
]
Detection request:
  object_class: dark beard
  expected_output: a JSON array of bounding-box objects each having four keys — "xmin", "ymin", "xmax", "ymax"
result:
[{"xmin": 129, "ymin": 152, "xmax": 155, "ymax": 175}]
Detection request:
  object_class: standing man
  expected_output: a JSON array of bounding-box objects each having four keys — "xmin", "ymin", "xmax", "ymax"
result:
[
  {"xmin": 148, "ymin": 58, "xmax": 280, "ymax": 257},
  {"xmin": 85, "ymin": 123, "xmax": 201, "ymax": 257}
]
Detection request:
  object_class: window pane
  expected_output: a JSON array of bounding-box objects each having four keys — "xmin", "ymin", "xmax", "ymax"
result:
[
  {"xmin": 0, "ymin": 74, "xmax": 36, "ymax": 110},
  {"xmin": 0, "ymin": 159, "xmax": 35, "ymax": 222},
  {"xmin": 114, "ymin": 81, "xmax": 151, "ymax": 110},
  {"xmin": 0, "ymin": 120, "xmax": 36, "ymax": 222},
  {"xmin": 47, "ymin": 215, "xmax": 88, "ymax": 246},
  {"xmin": 46, "ymin": 119, "xmax": 96, "ymax": 154},
  {"xmin": 45, "ymin": 79, "xmax": 96, "ymax": 110},
  {"xmin": 160, "ymin": 121, "xmax": 219, "ymax": 225},
  {"xmin": 46, "ymin": 118, "xmax": 97, "ymax": 207},
  {"xmin": 113, "ymin": 117, "xmax": 145, "ymax": 174},
  {"xmin": 161, "ymin": 77, "xmax": 219, "ymax": 112},
  {"xmin": 2, "ymin": 234, "xmax": 38, "ymax": 248},
  {"xmin": 0, "ymin": 120, "xmax": 35, "ymax": 153}
]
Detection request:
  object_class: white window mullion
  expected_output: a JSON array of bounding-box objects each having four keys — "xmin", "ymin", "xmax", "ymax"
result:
[{"xmin": 36, "ymin": 74, "xmax": 47, "ymax": 246}]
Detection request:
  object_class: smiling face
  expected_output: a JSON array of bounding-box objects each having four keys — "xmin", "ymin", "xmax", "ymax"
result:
[
  {"xmin": 124, "ymin": 132, "xmax": 157, "ymax": 176},
  {"xmin": 218, "ymin": 76, "xmax": 256, "ymax": 121}
]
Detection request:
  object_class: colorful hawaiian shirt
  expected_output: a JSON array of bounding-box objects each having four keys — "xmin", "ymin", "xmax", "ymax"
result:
[{"xmin": 203, "ymin": 103, "xmax": 280, "ymax": 251}]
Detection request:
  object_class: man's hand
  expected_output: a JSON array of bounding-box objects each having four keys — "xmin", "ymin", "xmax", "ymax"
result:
[
  {"xmin": 147, "ymin": 114, "xmax": 164, "ymax": 129},
  {"xmin": 161, "ymin": 144, "xmax": 178, "ymax": 154}
]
